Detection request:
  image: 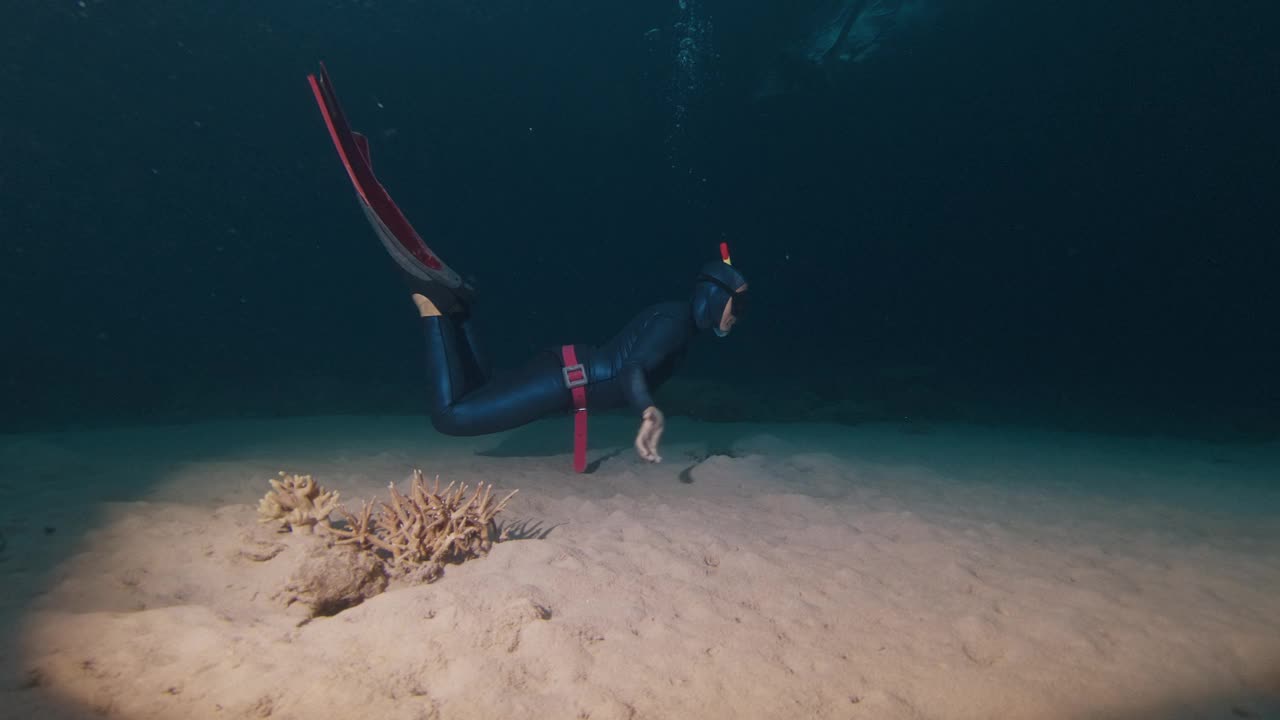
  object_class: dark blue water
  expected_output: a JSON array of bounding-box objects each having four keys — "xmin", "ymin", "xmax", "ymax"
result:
[{"xmin": 3, "ymin": 0, "xmax": 1277, "ymax": 439}]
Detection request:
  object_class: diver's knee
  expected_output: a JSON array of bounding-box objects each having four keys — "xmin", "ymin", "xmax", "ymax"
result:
[
  {"xmin": 428, "ymin": 408, "xmax": 475, "ymax": 437},
  {"xmin": 428, "ymin": 413, "xmax": 464, "ymax": 436}
]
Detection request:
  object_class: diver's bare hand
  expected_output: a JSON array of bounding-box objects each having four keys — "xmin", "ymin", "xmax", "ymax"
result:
[{"xmin": 635, "ymin": 406, "xmax": 665, "ymax": 463}]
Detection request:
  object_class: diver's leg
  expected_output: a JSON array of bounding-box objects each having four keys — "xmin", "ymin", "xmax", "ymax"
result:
[
  {"xmin": 416, "ymin": 294, "xmax": 567, "ymax": 436},
  {"xmin": 421, "ymin": 311, "xmax": 471, "ymax": 419},
  {"xmin": 425, "ymin": 344, "xmax": 569, "ymax": 437},
  {"xmin": 415, "ymin": 293, "xmax": 486, "ymax": 387},
  {"xmin": 457, "ymin": 315, "xmax": 491, "ymax": 384}
]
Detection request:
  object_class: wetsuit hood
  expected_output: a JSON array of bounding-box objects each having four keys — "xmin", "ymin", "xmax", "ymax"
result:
[{"xmin": 691, "ymin": 260, "xmax": 748, "ymax": 331}]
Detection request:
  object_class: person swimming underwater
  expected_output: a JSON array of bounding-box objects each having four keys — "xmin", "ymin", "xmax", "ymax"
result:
[{"xmin": 306, "ymin": 63, "xmax": 748, "ymax": 472}]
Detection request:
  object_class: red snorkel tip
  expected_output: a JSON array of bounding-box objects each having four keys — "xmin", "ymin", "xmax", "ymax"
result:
[{"xmin": 719, "ymin": 241, "xmax": 732, "ymax": 265}]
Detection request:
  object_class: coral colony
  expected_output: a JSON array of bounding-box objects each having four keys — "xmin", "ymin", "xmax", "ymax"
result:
[{"xmin": 258, "ymin": 470, "xmax": 517, "ymax": 583}]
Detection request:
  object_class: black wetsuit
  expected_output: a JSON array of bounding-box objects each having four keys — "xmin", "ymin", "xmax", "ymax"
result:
[{"xmin": 424, "ymin": 301, "xmax": 698, "ymax": 436}]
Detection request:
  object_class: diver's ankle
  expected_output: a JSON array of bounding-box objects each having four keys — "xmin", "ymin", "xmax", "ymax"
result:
[{"xmin": 412, "ymin": 294, "xmax": 441, "ymax": 317}]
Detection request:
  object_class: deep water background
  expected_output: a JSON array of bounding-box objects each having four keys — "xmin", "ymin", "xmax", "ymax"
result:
[{"xmin": 1, "ymin": 0, "xmax": 1277, "ymax": 438}]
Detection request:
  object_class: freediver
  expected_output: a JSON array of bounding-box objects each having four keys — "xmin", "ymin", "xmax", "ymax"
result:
[{"xmin": 307, "ymin": 64, "xmax": 749, "ymax": 473}]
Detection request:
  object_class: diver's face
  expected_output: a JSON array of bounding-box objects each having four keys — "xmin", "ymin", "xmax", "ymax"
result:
[{"xmin": 716, "ymin": 283, "xmax": 747, "ymax": 336}]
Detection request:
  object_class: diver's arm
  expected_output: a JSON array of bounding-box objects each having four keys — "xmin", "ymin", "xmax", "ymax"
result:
[
  {"xmin": 620, "ymin": 363, "xmax": 656, "ymax": 415},
  {"xmin": 621, "ymin": 364, "xmax": 664, "ymax": 461},
  {"xmin": 619, "ymin": 311, "xmax": 690, "ymax": 413},
  {"xmin": 619, "ymin": 311, "xmax": 688, "ymax": 463}
]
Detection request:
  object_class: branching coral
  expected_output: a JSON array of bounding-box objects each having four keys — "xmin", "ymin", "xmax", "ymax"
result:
[
  {"xmin": 257, "ymin": 469, "xmax": 518, "ymax": 585},
  {"xmin": 326, "ymin": 469, "xmax": 518, "ymax": 581},
  {"xmin": 257, "ymin": 472, "xmax": 341, "ymax": 534}
]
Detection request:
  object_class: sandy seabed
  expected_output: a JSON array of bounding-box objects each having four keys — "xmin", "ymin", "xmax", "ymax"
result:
[{"xmin": 0, "ymin": 414, "xmax": 1277, "ymax": 720}]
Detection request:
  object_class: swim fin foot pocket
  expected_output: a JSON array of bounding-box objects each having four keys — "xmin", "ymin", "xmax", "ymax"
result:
[{"xmin": 307, "ymin": 62, "xmax": 475, "ymax": 314}]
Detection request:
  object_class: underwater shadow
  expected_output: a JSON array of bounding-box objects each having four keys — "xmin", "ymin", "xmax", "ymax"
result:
[
  {"xmin": 1073, "ymin": 680, "xmax": 1280, "ymax": 720},
  {"xmin": 585, "ymin": 448, "xmax": 626, "ymax": 473},
  {"xmin": 476, "ymin": 415, "xmax": 637, "ymax": 460},
  {"xmin": 498, "ymin": 517, "xmax": 561, "ymax": 541}
]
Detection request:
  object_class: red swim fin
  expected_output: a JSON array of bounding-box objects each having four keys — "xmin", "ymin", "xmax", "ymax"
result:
[
  {"xmin": 307, "ymin": 63, "xmax": 470, "ymax": 304},
  {"xmin": 353, "ymin": 132, "xmax": 374, "ymax": 169}
]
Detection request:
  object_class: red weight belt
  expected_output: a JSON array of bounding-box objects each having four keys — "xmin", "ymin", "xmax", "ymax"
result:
[{"xmin": 560, "ymin": 345, "xmax": 589, "ymax": 473}]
